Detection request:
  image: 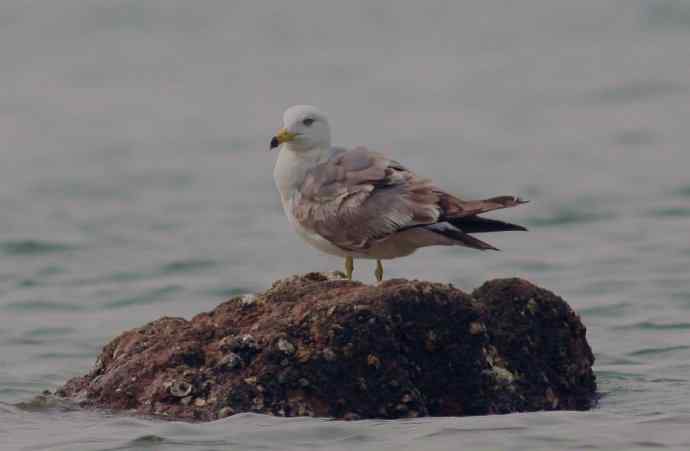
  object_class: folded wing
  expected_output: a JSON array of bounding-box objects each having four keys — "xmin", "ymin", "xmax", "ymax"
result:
[{"xmin": 292, "ymin": 146, "xmax": 526, "ymax": 252}]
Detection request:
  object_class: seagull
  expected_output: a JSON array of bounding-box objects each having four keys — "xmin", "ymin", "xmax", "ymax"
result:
[{"xmin": 270, "ymin": 105, "xmax": 527, "ymax": 282}]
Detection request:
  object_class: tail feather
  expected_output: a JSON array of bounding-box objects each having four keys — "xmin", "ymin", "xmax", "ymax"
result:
[
  {"xmin": 449, "ymin": 216, "xmax": 527, "ymax": 233},
  {"xmin": 410, "ymin": 193, "xmax": 528, "ymax": 251},
  {"xmin": 453, "ymin": 232, "xmax": 500, "ymax": 251},
  {"xmin": 443, "ymin": 195, "xmax": 528, "ymax": 218}
]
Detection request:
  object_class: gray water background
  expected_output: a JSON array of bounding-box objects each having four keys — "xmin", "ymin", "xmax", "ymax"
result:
[{"xmin": 1, "ymin": 1, "xmax": 690, "ymax": 449}]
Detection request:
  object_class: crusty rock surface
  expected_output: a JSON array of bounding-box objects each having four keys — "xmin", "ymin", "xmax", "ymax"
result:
[{"xmin": 57, "ymin": 273, "xmax": 596, "ymax": 421}]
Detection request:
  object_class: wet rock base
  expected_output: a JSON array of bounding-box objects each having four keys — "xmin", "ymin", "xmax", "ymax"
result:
[{"xmin": 57, "ymin": 273, "xmax": 596, "ymax": 421}]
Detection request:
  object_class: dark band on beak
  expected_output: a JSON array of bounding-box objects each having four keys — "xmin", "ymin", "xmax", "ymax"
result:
[{"xmin": 270, "ymin": 136, "xmax": 279, "ymax": 150}]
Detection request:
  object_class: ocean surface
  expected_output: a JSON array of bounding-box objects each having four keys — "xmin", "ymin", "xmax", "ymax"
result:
[{"xmin": 2, "ymin": 1, "xmax": 690, "ymax": 449}]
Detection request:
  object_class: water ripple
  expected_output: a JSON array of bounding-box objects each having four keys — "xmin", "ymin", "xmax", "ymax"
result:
[
  {"xmin": 3, "ymin": 300, "xmax": 85, "ymax": 312},
  {"xmin": 628, "ymin": 345, "xmax": 690, "ymax": 357},
  {"xmin": 578, "ymin": 302, "xmax": 630, "ymax": 318},
  {"xmin": 645, "ymin": 0, "xmax": 690, "ymax": 30},
  {"xmin": 589, "ymin": 80, "xmax": 684, "ymax": 105},
  {"xmin": 647, "ymin": 207, "xmax": 690, "ymax": 218},
  {"xmin": 527, "ymin": 208, "xmax": 613, "ymax": 228},
  {"xmin": 673, "ymin": 184, "xmax": 690, "ymax": 198},
  {"xmin": 127, "ymin": 434, "xmax": 165, "ymax": 445},
  {"xmin": 614, "ymin": 321, "xmax": 690, "ymax": 331},
  {"xmin": 104, "ymin": 285, "xmax": 183, "ymax": 309},
  {"xmin": 204, "ymin": 286, "xmax": 251, "ymax": 299},
  {"xmin": 671, "ymin": 291, "xmax": 690, "ymax": 305},
  {"xmin": 1, "ymin": 240, "xmax": 76, "ymax": 256},
  {"xmin": 160, "ymin": 259, "xmax": 217, "ymax": 274},
  {"xmin": 25, "ymin": 327, "xmax": 75, "ymax": 337}
]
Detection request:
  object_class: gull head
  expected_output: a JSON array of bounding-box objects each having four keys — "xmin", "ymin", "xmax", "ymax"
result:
[{"xmin": 270, "ymin": 105, "xmax": 331, "ymax": 152}]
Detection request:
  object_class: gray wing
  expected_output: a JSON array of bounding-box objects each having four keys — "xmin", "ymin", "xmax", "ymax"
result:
[{"xmin": 292, "ymin": 147, "xmax": 525, "ymax": 252}]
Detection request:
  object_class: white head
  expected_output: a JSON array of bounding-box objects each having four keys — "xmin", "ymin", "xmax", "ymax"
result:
[{"xmin": 270, "ymin": 105, "xmax": 331, "ymax": 152}]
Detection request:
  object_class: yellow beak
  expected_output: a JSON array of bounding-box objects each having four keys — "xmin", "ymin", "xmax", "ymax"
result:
[{"xmin": 270, "ymin": 128, "xmax": 297, "ymax": 149}]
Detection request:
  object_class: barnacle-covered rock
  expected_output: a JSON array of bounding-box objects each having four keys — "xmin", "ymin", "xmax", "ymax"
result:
[{"xmin": 56, "ymin": 273, "xmax": 596, "ymax": 420}]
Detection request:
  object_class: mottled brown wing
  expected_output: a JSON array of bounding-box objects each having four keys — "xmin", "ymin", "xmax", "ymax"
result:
[
  {"xmin": 439, "ymin": 194, "xmax": 528, "ymax": 219},
  {"xmin": 292, "ymin": 147, "xmax": 443, "ymax": 251}
]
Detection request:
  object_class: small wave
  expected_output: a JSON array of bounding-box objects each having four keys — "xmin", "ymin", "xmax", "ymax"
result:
[
  {"xmin": 645, "ymin": 0, "xmax": 690, "ymax": 30},
  {"xmin": 34, "ymin": 351, "xmax": 96, "ymax": 360},
  {"xmin": 104, "ymin": 285, "xmax": 183, "ymax": 309},
  {"xmin": 589, "ymin": 80, "xmax": 684, "ymax": 105},
  {"xmin": 17, "ymin": 278, "xmax": 40, "ymax": 288},
  {"xmin": 7, "ymin": 327, "xmax": 75, "ymax": 346},
  {"xmin": 614, "ymin": 321, "xmax": 690, "ymax": 331},
  {"xmin": 4, "ymin": 336, "xmax": 45, "ymax": 345},
  {"xmin": 578, "ymin": 302, "xmax": 629, "ymax": 318},
  {"xmin": 648, "ymin": 207, "xmax": 690, "ymax": 218},
  {"xmin": 205, "ymin": 286, "xmax": 251, "ymax": 299},
  {"xmin": 71, "ymin": 269, "xmax": 155, "ymax": 286},
  {"xmin": 594, "ymin": 353, "xmax": 639, "ymax": 365},
  {"xmin": 1, "ymin": 240, "xmax": 76, "ymax": 256},
  {"xmin": 671, "ymin": 291, "xmax": 690, "ymax": 303},
  {"xmin": 161, "ymin": 259, "xmax": 217, "ymax": 274},
  {"xmin": 25, "ymin": 327, "xmax": 75, "ymax": 337},
  {"xmin": 595, "ymin": 370, "xmax": 646, "ymax": 381},
  {"xmin": 1, "ymin": 389, "xmax": 44, "ymax": 407},
  {"xmin": 14, "ymin": 393, "xmax": 81, "ymax": 413},
  {"xmin": 107, "ymin": 270, "xmax": 153, "ymax": 283},
  {"xmin": 577, "ymin": 279, "xmax": 631, "ymax": 296},
  {"xmin": 628, "ymin": 345, "xmax": 690, "ymax": 357},
  {"xmin": 3, "ymin": 300, "xmax": 85, "ymax": 312},
  {"xmin": 422, "ymin": 425, "xmax": 526, "ymax": 439},
  {"xmin": 526, "ymin": 209, "xmax": 612, "ymax": 228},
  {"xmin": 0, "ymin": 401, "xmax": 19, "ymax": 414},
  {"xmin": 674, "ymin": 184, "xmax": 690, "ymax": 198},
  {"xmin": 512, "ymin": 260, "xmax": 566, "ymax": 272},
  {"xmin": 631, "ymin": 440, "xmax": 670, "ymax": 448},
  {"xmin": 612, "ymin": 129, "xmax": 657, "ymax": 147},
  {"xmin": 128, "ymin": 435, "xmax": 165, "ymax": 445}
]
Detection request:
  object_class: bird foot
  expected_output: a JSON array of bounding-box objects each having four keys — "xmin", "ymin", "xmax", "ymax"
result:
[
  {"xmin": 344, "ymin": 256, "xmax": 354, "ymax": 281},
  {"xmin": 375, "ymin": 260, "xmax": 383, "ymax": 283}
]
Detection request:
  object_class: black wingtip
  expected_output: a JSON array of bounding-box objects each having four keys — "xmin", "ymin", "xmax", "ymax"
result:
[
  {"xmin": 513, "ymin": 197, "xmax": 529, "ymax": 206},
  {"xmin": 449, "ymin": 216, "xmax": 528, "ymax": 234}
]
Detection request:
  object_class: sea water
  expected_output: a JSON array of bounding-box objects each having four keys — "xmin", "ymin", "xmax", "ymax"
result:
[{"xmin": 2, "ymin": 1, "xmax": 690, "ymax": 449}]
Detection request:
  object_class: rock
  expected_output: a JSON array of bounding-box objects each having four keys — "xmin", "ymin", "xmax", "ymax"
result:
[
  {"xmin": 56, "ymin": 273, "xmax": 596, "ymax": 421},
  {"xmin": 275, "ymin": 337, "xmax": 296, "ymax": 355},
  {"xmin": 169, "ymin": 380, "xmax": 193, "ymax": 398},
  {"xmin": 216, "ymin": 352, "xmax": 242, "ymax": 370}
]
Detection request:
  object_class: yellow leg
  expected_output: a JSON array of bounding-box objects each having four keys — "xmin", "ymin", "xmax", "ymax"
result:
[
  {"xmin": 375, "ymin": 260, "xmax": 384, "ymax": 282},
  {"xmin": 344, "ymin": 256, "xmax": 354, "ymax": 280}
]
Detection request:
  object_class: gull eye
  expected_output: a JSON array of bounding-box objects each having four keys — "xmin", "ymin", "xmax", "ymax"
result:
[{"xmin": 302, "ymin": 118, "xmax": 315, "ymax": 126}]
